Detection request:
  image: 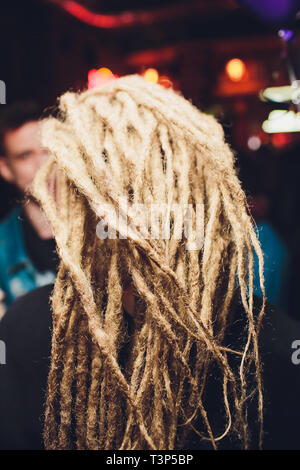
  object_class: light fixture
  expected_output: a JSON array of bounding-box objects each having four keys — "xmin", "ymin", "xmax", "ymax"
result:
[
  {"xmin": 261, "ymin": 81, "xmax": 300, "ymax": 104},
  {"xmin": 225, "ymin": 58, "xmax": 246, "ymax": 82},
  {"xmin": 88, "ymin": 67, "xmax": 118, "ymax": 89},
  {"xmin": 260, "ymin": 29, "xmax": 300, "ymax": 136},
  {"xmin": 143, "ymin": 68, "xmax": 159, "ymax": 84},
  {"xmin": 262, "ymin": 109, "xmax": 300, "ymax": 133},
  {"xmin": 260, "ymin": 29, "xmax": 299, "ymax": 105}
]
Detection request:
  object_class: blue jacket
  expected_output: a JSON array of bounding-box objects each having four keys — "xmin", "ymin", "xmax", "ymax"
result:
[
  {"xmin": 0, "ymin": 206, "xmax": 56, "ymax": 307},
  {"xmin": 254, "ymin": 221, "xmax": 289, "ymax": 311}
]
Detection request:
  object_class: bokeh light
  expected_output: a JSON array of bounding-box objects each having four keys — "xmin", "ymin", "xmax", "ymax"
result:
[
  {"xmin": 88, "ymin": 67, "xmax": 118, "ymax": 89},
  {"xmin": 225, "ymin": 58, "xmax": 246, "ymax": 82},
  {"xmin": 143, "ymin": 68, "xmax": 159, "ymax": 83},
  {"xmin": 247, "ymin": 135, "xmax": 261, "ymax": 151}
]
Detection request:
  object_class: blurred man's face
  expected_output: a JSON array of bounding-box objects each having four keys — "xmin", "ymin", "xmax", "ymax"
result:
[{"xmin": 0, "ymin": 121, "xmax": 48, "ymax": 193}]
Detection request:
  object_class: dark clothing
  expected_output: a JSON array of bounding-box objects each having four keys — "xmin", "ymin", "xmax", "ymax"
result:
[
  {"xmin": 20, "ymin": 208, "xmax": 59, "ymax": 274},
  {"xmin": 0, "ymin": 284, "xmax": 300, "ymax": 450},
  {"xmin": 0, "ymin": 284, "xmax": 52, "ymax": 450}
]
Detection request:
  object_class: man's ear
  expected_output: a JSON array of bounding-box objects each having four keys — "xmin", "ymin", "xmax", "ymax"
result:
[{"xmin": 0, "ymin": 156, "xmax": 14, "ymax": 183}]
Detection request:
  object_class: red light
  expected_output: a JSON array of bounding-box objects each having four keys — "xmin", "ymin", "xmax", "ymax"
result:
[
  {"xmin": 88, "ymin": 67, "xmax": 118, "ymax": 89},
  {"xmin": 271, "ymin": 133, "xmax": 292, "ymax": 148},
  {"xmin": 158, "ymin": 75, "xmax": 172, "ymax": 88},
  {"xmin": 63, "ymin": 1, "xmax": 119, "ymax": 28}
]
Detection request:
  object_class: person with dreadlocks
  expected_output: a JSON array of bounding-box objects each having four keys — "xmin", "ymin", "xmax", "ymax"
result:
[{"xmin": 0, "ymin": 74, "xmax": 300, "ymax": 451}]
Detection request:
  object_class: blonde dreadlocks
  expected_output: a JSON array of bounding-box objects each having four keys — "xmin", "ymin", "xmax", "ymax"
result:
[{"xmin": 32, "ymin": 74, "xmax": 266, "ymax": 450}]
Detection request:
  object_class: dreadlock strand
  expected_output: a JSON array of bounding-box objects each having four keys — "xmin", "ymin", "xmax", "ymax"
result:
[{"xmin": 32, "ymin": 74, "xmax": 265, "ymax": 450}]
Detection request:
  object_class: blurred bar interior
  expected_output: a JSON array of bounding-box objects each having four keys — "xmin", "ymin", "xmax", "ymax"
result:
[{"xmin": 1, "ymin": 0, "xmax": 300, "ymax": 317}]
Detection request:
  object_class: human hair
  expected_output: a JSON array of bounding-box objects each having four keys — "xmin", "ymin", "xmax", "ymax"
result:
[
  {"xmin": 0, "ymin": 101, "xmax": 41, "ymax": 156},
  {"xmin": 32, "ymin": 74, "xmax": 265, "ymax": 450}
]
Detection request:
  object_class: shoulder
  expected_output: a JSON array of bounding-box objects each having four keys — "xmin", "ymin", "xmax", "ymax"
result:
[
  {"xmin": 1, "ymin": 283, "xmax": 54, "ymax": 330},
  {"xmin": 0, "ymin": 206, "xmax": 21, "ymax": 236},
  {"xmin": 0, "ymin": 284, "xmax": 54, "ymax": 365},
  {"xmin": 0, "ymin": 206, "xmax": 21, "ymax": 258}
]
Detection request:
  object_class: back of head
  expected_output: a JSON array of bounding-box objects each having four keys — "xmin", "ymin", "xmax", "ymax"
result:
[{"xmin": 32, "ymin": 74, "xmax": 265, "ymax": 450}]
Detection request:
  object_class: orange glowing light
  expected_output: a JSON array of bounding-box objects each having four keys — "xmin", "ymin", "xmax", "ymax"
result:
[
  {"xmin": 98, "ymin": 67, "xmax": 113, "ymax": 78},
  {"xmin": 225, "ymin": 58, "xmax": 246, "ymax": 82},
  {"xmin": 143, "ymin": 68, "xmax": 159, "ymax": 83},
  {"xmin": 88, "ymin": 67, "xmax": 118, "ymax": 89}
]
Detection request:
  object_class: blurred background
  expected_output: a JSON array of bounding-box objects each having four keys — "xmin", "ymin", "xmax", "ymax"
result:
[{"xmin": 1, "ymin": 0, "xmax": 300, "ymax": 318}]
